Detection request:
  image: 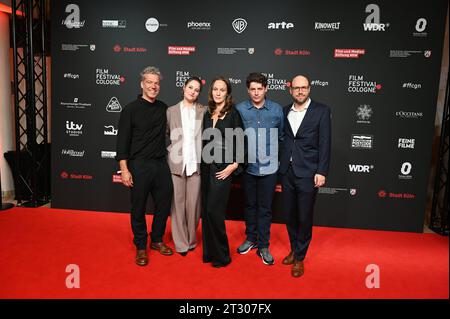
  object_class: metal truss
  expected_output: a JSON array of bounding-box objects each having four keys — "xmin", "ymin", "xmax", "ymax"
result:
[{"xmin": 11, "ymin": 0, "xmax": 49, "ymax": 206}]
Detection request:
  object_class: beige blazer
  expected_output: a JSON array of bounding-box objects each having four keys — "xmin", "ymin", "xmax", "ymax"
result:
[{"xmin": 167, "ymin": 101, "xmax": 206, "ymax": 176}]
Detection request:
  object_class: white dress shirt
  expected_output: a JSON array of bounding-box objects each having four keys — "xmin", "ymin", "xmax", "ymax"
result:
[
  {"xmin": 180, "ymin": 101, "xmax": 197, "ymax": 176},
  {"xmin": 287, "ymin": 98, "xmax": 311, "ymax": 136},
  {"xmin": 288, "ymin": 98, "xmax": 310, "ymax": 162}
]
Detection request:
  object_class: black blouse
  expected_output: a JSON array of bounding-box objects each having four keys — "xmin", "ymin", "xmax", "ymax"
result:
[{"xmin": 202, "ymin": 107, "xmax": 246, "ymax": 175}]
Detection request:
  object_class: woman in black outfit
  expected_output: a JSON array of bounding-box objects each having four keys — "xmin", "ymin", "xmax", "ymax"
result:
[{"xmin": 201, "ymin": 76, "xmax": 245, "ymax": 268}]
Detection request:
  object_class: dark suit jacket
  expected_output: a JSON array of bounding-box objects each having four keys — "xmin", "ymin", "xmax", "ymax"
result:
[{"xmin": 279, "ymin": 100, "xmax": 331, "ymax": 178}]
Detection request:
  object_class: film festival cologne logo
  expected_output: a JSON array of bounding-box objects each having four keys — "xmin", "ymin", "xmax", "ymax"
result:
[
  {"xmin": 175, "ymin": 71, "xmax": 206, "ymax": 87},
  {"xmin": 261, "ymin": 73, "xmax": 288, "ymax": 91},
  {"xmin": 348, "ymin": 75, "xmax": 381, "ymax": 93},
  {"xmin": 96, "ymin": 69, "xmax": 125, "ymax": 86}
]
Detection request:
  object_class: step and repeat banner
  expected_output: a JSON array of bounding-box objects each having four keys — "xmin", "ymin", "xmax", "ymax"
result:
[{"xmin": 51, "ymin": 0, "xmax": 448, "ymax": 232}]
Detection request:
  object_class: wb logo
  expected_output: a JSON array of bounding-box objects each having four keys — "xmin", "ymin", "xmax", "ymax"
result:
[
  {"xmin": 62, "ymin": 4, "xmax": 85, "ymax": 29},
  {"xmin": 232, "ymin": 18, "xmax": 247, "ymax": 34}
]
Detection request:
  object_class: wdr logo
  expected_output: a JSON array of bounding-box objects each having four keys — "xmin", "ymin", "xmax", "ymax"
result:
[{"xmin": 363, "ymin": 4, "xmax": 389, "ymax": 31}]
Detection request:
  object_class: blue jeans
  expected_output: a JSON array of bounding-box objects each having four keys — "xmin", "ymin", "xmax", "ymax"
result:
[{"xmin": 242, "ymin": 172, "xmax": 278, "ymax": 249}]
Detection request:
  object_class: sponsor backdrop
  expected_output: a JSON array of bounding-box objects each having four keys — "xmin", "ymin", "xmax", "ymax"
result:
[{"xmin": 51, "ymin": 0, "xmax": 448, "ymax": 232}]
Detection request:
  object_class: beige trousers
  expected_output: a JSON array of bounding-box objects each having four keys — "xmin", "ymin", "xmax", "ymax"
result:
[{"xmin": 170, "ymin": 172, "xmax": 201, "ymax": 253}]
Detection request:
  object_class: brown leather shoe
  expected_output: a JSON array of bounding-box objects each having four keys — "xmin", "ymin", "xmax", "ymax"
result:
[
  {"xmin": 150, "ymin": 242, "xmax": 173, "ymax": 256},
  {"xmin": 282, "ymin": 251, "xmax": 295, "ymax": 265},
  {"xmin": 135, "ymin": 249, "xmax": 148, "ymax": 266},
  {"xmin": 291, "ymin": 260, "xmax": 304, "ymax": 278}
]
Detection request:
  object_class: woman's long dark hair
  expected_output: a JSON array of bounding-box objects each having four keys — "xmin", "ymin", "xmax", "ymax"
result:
[{"xmin": 208, "ymin": 76, "xmax": 233, "ymax": 117}]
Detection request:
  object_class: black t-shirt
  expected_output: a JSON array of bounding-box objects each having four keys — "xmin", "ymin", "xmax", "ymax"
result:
[{"xmin": 116, "ymin": 95, "xmax": 168, "ymax": 161}]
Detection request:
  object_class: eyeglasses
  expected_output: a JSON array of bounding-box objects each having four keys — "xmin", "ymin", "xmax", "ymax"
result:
[{"xmin": 291, "ymin": 86, "xmax": 310, "ymax": 92}]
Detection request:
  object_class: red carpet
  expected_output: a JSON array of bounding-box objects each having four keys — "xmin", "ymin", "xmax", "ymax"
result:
[{"xmin": 0, "ymin": 207, "xmax": 447, "ymax": 299}]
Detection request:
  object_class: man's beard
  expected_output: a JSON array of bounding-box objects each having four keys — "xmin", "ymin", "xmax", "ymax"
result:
[{"xmin": 294, "ymin": 94, "xmax": 308, "ymax": 105}]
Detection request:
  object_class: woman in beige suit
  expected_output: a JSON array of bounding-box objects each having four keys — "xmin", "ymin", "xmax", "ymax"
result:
[{"xmin": 167, "ymin": 77, "xmax": 206, "ymax": 256}]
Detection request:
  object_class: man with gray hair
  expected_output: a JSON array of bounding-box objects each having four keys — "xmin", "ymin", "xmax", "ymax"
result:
[{"xmin": 116, "ymin": 66, "xmax": 174, "ymax": 266}]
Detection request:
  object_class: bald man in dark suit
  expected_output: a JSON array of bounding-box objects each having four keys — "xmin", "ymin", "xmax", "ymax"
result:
[{"xmin": 279, "ymin": 75, "xmax": 331, "ymax": 278}]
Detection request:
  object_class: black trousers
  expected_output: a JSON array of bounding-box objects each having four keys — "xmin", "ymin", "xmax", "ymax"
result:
[
  {"xmin": 201, "ymin": 164, "xmax": 232, "ymax": 265},
  {"xmin": 128, "ymin": 158, "xmax": 173, "ymax": 250},
  {"xmin": 281, "ymin": 165, "xmax": 318, "ymax": 261}
]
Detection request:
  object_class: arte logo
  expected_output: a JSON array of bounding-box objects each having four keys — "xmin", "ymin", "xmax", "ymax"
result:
[
  {"xmin": 62, "ymin": 4, "xmax": 85, "ymax": 29},
  {"xmin": 348, "ymin": 75, "xmax": 381, "ymax": 93},
  {"xmin": 187, "ymin": 21, "xmax": 211, "ymax": 30},
  {"xmin": 315, "ymin": 22, "xmax": 341, "ymax": 31},
  {"xmin": 351, "ymin": 134, "xmax": 373, "ymax": 149},
  {"xmin": 113, "ymin": 44, "xmax": 147, "ymax": 53},
  {"xmin": 145, "ymin": 17, "xmax": 167, "ymax": 32},
  {"xmin": 64, "ymin": 73, "xmax": 79, "ymax": 80},
  {"xmin": 398, "ymin": 138, "xmax": 415, "ymax": 149},
  {"xmin": 232, "ymin": 18, "xmax": 247, "ymax": 34},
  {"xmin": 268, "ymin": 21, "xmax": 294, "ymax": 29},
  {"xmin": 349, "ymin": 164, "xmax": 374, "ymax": 173},
  {"xmin": 378, "ymin": 190, "xmax": 415, "ymax": 199},
  {"xmin": 395, "ymin": 110, "xmax": 423, "ymax": 119},
  {"xmin": 274, "ymin": 48, "xmax": 311, "ymax": 56},
  {"xmin": 399, "ymin": 162, "xmax": 413, "ymax": 179},
  {"xmin": 334, "ymin": 49, "xmax": 365, "ymax": 58},
  {"xmin": 261, "ymin": 73, "xmax": 288, "ymax": 91},
  {"xmin": 310, "ymin": 80, "xmax": 329, "ymax": 87},
  {"xmin": 168, "ymin": 46, "xmax": 196, "ymax": 56},
  {"xmin": 363, "ymin": 4, "xmax": 389, "ymax": 31},
  {"xmin": 65, "ymin": 121, "xmax": 83, "ymax": 136},
  {"xmin": 413, "ymin": 18, "xmax": 427, "ymax": 37},
  {"xmin": 102, "ymin": 20, "xmax": 126, "ymax": 28},
  {"xmin": 96, "ymin": 69, "xmax": 125, "ymax": 86},
  {"xmin": 61, "ymin": 149, "xmax": 85, "ymax": 157},
  {"xmin": 106, "ymin": 97, "xmax": 122, "ymax": 112},
  {"xmin": 356, "ymin": 104, "xmax": 373, "ymax": 123},
  {"xmin": 60, "ymin": 98, "xmax": 91, "ymax": 109},
  {"xmin": 60, "ymin": 171, "xmax": 93, "ymax": 180},
  {"xmin": 101, "ymin": 151, "xmax": 117, "ymax": 159},
  {"xmin": 104, "ymin": 125, "xmax": 118, "ymax": 136},
  {"xmin": 402, "ymin": 82, "xmax": 422, "ymax": 89}
]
